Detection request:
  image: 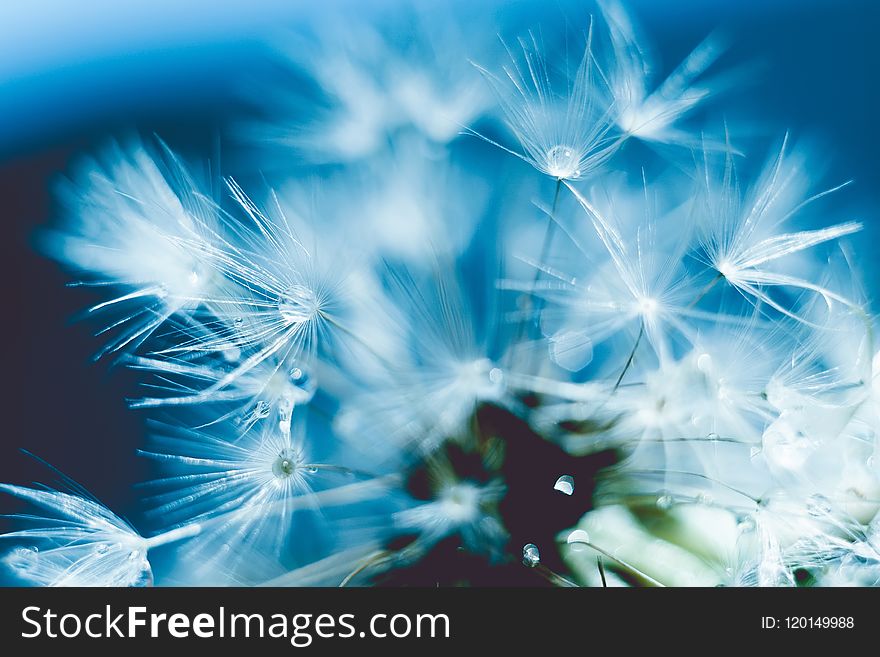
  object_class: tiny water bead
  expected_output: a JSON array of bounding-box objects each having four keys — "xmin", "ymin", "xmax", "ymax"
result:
[
  {"xmin": 522, "ymin": 543, "xmax": 541, "ymax": 567},
  {"xmin": 656, "ymin": 495, "xmax": 674, "ymax": 510},
  {"xmin": 545, "ymin": 144, "xmax": 581, "ymax": 179},
  {"xmin": 455, "ymin": 358, "xmax": 506, "ymax": 399},
  {"xmin": 4, "ymin": 547, "xmax": 40, "ymax": 578},
  {"xmin": 272, "ymin": 448, "xmax": 303, "ymax": 479},
  {"xmin": 287, "ymin": 367, "xmax": 317, "ymax": 404},
  {"xmin": 11, "ymin": 546, "xmax": 39, "ymax": 563},
  {"xmin": 696, "ymin": 352, "xmax": 713, "ymax": 373},
  {"xmin": 278, "ymin": 284, "xmax": 320, "ymax": 324},
  {"xmin": 566, "ymin": 529, "xmax": 590, "ymax": 552},
  {"xmin": 554, "ymin": 475, "xmax": 575, "ymax": 496}
]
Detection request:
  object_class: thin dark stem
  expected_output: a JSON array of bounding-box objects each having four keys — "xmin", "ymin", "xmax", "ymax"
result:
[
  {"xmin": 567, "ymin": 540, "xmax": 664, "ymax": 587},
  {"xmin": 508, "ymin": 178, "xmax": 563, "ymax": 371},
  {"xmin": 534, "ymin": 178, "xmax": 564, "ymax": 293},
  {"xmin": 534, "ymin": 563, "xmax": 578, "ymax": 587},
  {"xmin": 613, "ymin": 321, "xmax": 644, "ymax": 391},
  {"xmin": 598, "ymin": 557, "xmax": 607, "ymax": 587},
  {"xmin": 339, "ymin": 550, "xmax": 391, "ymax": 587},
  {"xmin": 323, "ymin": 314, "xmax": 397, "ymax": 371},
  {"xmin": 688, "ymin": 272, "xmax": 723, "ymax": 309}
]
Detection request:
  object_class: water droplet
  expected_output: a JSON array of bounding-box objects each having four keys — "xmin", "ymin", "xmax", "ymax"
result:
[
  {"xmin": 696, "ymin": 492, "xmax": 713, "ymax": 505},
  {"xmin": 554, "ymin": 475, "xmax": 575, "ymax": 496},
  {"xmin": 807, "ymin": 493, "xmax": 832, "ymax": 517},
  {"xmin": 545, "ymin": 144, "xmax": 581, "ymax": 179},
  {"xmin": 750, "ymin": 445, "xmax": 762, "ymax": 459},
  {"xmin": 286, "ymin": 367, "xmax": 316, "ymax": 404},
  {"xmin": 233, "ymin": 317, "xmax": 244, "ymax": 327},
  {"xmin": 306, "ymin": 466, "xmax": 319, "ymax": 474},
  {"xmin": 6, "ymin": 547, "xmax": 39, "ymax": 573},
  {"xmin": 867, "ymin": 455, "xmax": 875, "ymax": 468},
  {"xmin": 95, "ymin": 543, "xmax": 111, "ymax": 555},
  {"xmin": 566, "ymin": 529, "xmax": 590, "ymax": 552},
  {"xmin": 272, "ymin": 448, "xmax": 301, "ymax": 478},
  {"xmin": 696, "ymin": 353, "xmax": 713, "ymax": 373},
  {"xmin": 14, "ymin": 546, "xmax": 38, "ymax": 561},
  {"xmin": 707, "ymin": 432, "xmax": 719, "ymax": 441},
  {"xmin": 522, "ymin": 543, "xmax": 540, "ymax": 568},
  {"xmin": 656, "ymin": 495, "xmax": 673, "ymax": 510},
  {"xmin": 488, "ymin": 367, "xmax": 504, "ymax": 384}
]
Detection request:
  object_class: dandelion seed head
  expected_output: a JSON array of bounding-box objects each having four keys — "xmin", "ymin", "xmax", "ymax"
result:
[
  {"xmin": 437, "ymin": 481, "xmax": 482, "ymax": 525},
  {"xmin": 278, "ymin": 284, "xmax": 322, "ymax": 325},
  {"xmin": 634, "ymin": 295, "xmax": 659, "ymax": 318},
  {"xmin": 715, "ymin": 259, "xmax": 735, "ymax": 279},
  {"xmin": 271, "ymin": 447, "xmax": 305, "ymax": 481},
  {"xmin": 395, "ymin": 472, "xmax": 507, "ymax": 558}
]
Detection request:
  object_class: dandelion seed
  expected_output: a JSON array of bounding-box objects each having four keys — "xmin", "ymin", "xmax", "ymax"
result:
[
  {"xmin": 512, "ymin": 177, "xmax": 726, "ymax": 369},
  {"xmin": 44, "ymin": 139, "xmax": 221, "ymax": 357},
  {"xmin": 335, "ymin": 264, "xmax": 512, "ymax": 454},
  {"xmin": 395, "ymin": 473, "xmax": 507, "ymax": 558},
  {"xmin": 696, "ymin": 135, "xmax": 862, "ymax": 321},
  {"xmin": 470, "ymin": 22, "xmax": 620, "ymax": 181},
  {"xmin": 138, "ymin": 410, "xmax": 382, "ymax": 583},
  {"xmin": 599, "ymin": 0, "xmax": 726, "ymax": 146},
  {"xmin": 0, "ymin": 483, "xmax": 198, "ymax": 587},
  {"xmin": 247, "ymin": 9, "xmax": 493, "ymax": 163},
  {"xmin": 151, "ymin": 180, "xmax": 378, "ymax": 396},
  {"xmin": 128, "ymin": 354, "xmax": 316, "ymax": 437}
]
